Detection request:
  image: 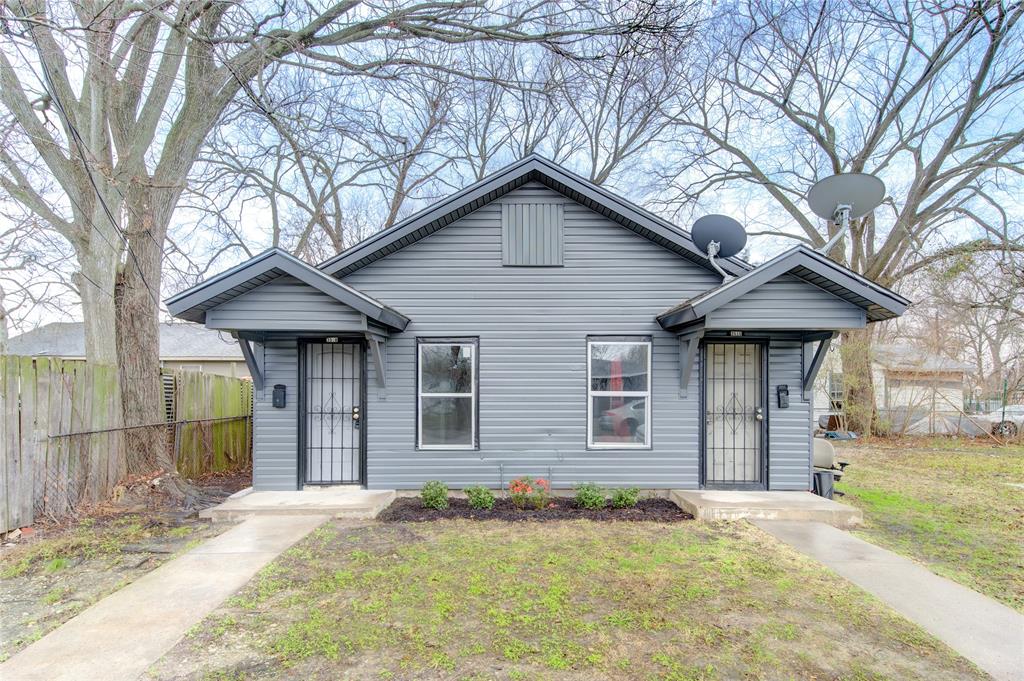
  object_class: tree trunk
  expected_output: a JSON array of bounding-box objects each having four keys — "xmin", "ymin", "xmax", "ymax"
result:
[
  {"xmin": 114, "ymin": 187, "xmax": 187, "ymax": 493},
  {"xmin": 76, "ymin": 234, "xmax": 119, "ymax": 364},
  {"xmin": 0, "ymin": 289, "xmax": 8, "ymax": 354},
  {"xmin": 839, "ymin": 328, "xmax": 878, "ymax": 436}
]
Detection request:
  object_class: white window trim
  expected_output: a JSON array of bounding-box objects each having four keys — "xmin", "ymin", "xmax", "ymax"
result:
[
  {"xmin": 417, "ymin": 341, "xmax": 477, "ymax": 450},
  {"xmin": 587, "ymin": 339, "xmax": 652, "ymax": 449}
]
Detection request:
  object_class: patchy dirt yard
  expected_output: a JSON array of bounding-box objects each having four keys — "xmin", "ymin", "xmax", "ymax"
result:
[
  {"xmin": 836, "ymin": 437, "xmax": 1024, "ymax": 612},
  {"xmin": 0, "ymin": 468, "xmax": 249, "ymax": 661},
  {"xmin": 148, "ymin": 519, "xmax": 983, "ymax": 681}
]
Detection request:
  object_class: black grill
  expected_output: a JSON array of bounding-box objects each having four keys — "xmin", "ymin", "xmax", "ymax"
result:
[
  {"xmin": 301, "ymin": 342, "xmax": 362, "ymax": 485},
  {"xmin": 704, "ymin": 342, "xmax": 765, "ymax": 487}
]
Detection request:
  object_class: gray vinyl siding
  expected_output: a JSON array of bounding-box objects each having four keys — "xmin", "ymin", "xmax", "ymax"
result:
[
  {"xmin": 767, "ymin": 338, "xmax": 812, "ymax": 490},
  {"xmin": 206, "ymin": 275, "xmax": 366, "ymax": 332},
  {"xmin": 706, "ymin": 274, "xmax": 866, "ymax": 330},
  {"xmin": 348, "ymin": 183, "xmax": 720, "ymax": 489},
  {"xmin": 240, "ymin": 183, "xmax": 825, "ymax": 491},
  {"xmin": 501, "ymin": 203, "xmax": 564, "ymax": 266},
  {"xmin": 251, "ymin": 339, "xmax": 299, "ymax": 489}
]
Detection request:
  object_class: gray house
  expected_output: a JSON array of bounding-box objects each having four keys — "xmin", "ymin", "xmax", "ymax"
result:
[{"xmin": 167, "ymin": 156, "xmax": 908, "ymax": 492}]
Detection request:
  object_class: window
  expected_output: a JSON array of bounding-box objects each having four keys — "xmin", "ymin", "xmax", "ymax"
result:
[
  {"xmin": 827, "ymin": 371, "xmax": 844, "ymax": 409},
  {"xmin": 587, "ymin": 339, "xmax": 651, "ymax": 448},
  {"xmin": 418, "ymin": 340, "xmax": 478, "ymax": 449}
]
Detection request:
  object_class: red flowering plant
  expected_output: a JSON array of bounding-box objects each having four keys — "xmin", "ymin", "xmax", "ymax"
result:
[{"xmin": 508, "ymin": 476, "xmax": 551, "ymax": 510}]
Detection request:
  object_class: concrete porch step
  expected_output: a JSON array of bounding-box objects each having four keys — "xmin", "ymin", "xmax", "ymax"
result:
[
  {"xmin": 201, "ymin": 488, "xmax": 396, "ymax": 522},
  {"xmin": 670, "ymin": 490, "xmax": 862, "ymax": 529}
]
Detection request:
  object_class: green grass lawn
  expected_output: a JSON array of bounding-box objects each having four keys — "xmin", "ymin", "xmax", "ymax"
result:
[
  {"xmin": 836, "ymin": 437, "xmax": 1024, "ymax": 612},
  {"xmin": 149, "ymin": 520, "xmax": 983, "ymax": 680}
]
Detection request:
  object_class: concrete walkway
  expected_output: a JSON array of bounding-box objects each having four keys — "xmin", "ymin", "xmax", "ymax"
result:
[
  {"xmin": 755, "ymin": 520, "xmax": 1024, "ymax": 681},
  {"xmin": 0, "ymin": 514, "xmax": 328, "ymax": 681}
]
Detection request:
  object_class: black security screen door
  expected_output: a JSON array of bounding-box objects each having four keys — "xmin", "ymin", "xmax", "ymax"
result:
[
  {"xmin": 302, "ymin": 342, "xmax": 363, "ymax": 485},
  {"xmin": 703, "ymin": 342, "xmax": 765, "ymax": 487}
]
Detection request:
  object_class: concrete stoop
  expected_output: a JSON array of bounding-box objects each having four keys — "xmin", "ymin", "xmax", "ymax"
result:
[
  {"xmin": 200, "ymin": 488, "xmax": 396, "ymax": 522},
  {"xmin": 670, "ymin": 490, "xmax": 862, "ymax": 529}
]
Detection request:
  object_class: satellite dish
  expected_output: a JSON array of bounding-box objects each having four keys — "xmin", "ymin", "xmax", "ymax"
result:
[
  {"xmin": 692, "ymin": 214, "xmax": 747, "ymax": 281},
  {"xmin": 807, "ymin": 173, "xmax": 885, "ymax": 254},
  {"xmin": 692, "ymin": 214, "xmax": 747, "ymax": 259},
  {"xmin": 807, "ymin": 173, "xmax": 885, "ymax": 221}
]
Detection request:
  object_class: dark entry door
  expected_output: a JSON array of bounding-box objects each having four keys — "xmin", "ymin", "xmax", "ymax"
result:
[
  {"xmin": 703, "ymin": 342, "xmax": 765, "ymax": 487},
  {"xmin": 302, "ymin": 342, "xmax": 363, "ymax": 485}
]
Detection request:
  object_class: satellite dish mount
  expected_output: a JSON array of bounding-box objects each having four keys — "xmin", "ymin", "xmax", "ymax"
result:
[
  {"xmin": 807, "ymin": 173, "xmax": 885, "ymax": 255},
  {"xmin": 692, "ymin": 215, "xmax": 747, "ymax": 282}
]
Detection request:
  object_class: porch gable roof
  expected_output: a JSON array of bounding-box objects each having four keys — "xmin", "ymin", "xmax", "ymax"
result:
[
  {"xmin": 165, "ymin": 248, "xmax": 410, "ymax": 332},
  {"xmin": 657, "ymin": 245, "xmax": 910, "ymax": 331}
]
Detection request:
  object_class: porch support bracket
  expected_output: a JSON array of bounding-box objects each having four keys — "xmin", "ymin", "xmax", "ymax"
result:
[
  {"xmin": 802, "ymin": 332, "xmax": 837, "ymax": 400},
  {"xmin": 365, "ymin": 332, "xmax": 387, "ymax": 389},
  {"xmin": 677, "ymin": 327, "xmax": 705, "ymax": 398},
  {"xmin": 238, "ymin": 338, "xmax": 263, "ymax": 391}
]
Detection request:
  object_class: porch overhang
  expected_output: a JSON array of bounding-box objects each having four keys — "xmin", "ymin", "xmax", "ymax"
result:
[
  {"xmin": 657, "ymin": 245, "xmax": 909, "ymax": 334},
  {"xmin": 165, "ymin": 248, "xmax": 410, "ymax": 333}
]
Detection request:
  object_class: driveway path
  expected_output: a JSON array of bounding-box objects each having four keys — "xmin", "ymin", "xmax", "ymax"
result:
[
  {"xmin": 0, "ymin": 514, "xmax": 328, "ymax": 681},
  {"xmin": 755, "ymin": 520, "xmax": 1024, "ymax": 681}
]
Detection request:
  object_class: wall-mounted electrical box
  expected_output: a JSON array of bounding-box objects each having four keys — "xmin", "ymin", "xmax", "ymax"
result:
[
  {"xmin": 272, "ymin": 384, "xmax": 287, "ymax": 408},
  {"xmin": 777, "ymin": 384, "xmax": 790, "ymax": 409}
]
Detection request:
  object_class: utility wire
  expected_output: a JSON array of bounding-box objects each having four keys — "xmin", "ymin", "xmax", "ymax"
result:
[
  {"xmin": 5, "ymin": 41, "xmax": 121, "ymax": 303},
  {"xmin": 8, "ymin": 27, "xmax": 161, "ymax": 306}
]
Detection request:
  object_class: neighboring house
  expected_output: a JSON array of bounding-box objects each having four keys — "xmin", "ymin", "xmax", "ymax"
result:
[
  {"xmin": 873, "ymin": 344, "xmax": 971, "ymax": 421},
  {"xmin": 814, "ymin": 342, "xmax": 973, "ymax": 434},
  {"xmin": 5, "ymin": 322, "xmax": 249, "ymax": 378},
  {"xmin": 167, "ymin": 156, "xmax": 908, "ymax": 492}
]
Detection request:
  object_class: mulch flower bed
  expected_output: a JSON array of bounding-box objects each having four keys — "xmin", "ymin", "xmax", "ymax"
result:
[{"xmin": 379, "ymin": 496, "xmax": 693, "ymax": 522}]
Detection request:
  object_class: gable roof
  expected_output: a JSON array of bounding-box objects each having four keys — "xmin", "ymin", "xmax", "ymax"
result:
[
  {"xmin": 317, "ymin": 155, "xmax": 752, "ymax": 278},
  {"xmin": 165, "ymin": 248, "xmax": 410, "ymax": 331},
  {"xmin": 657, "ymin": 245, "xmax": 910, "ymax": 330},
  {"xmin": 874, "ymin": 344, "xmax": 972, "ymax": 374},
  {"xmin": 7, "ymin": 322, "xmax": 242, "ymax": 360}
]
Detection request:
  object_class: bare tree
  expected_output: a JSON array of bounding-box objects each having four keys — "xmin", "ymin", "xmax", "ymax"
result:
[
  {"xmin": 0, "ymin": 113, "xmax": 75, "ymax": 347},
  {"xmin": 191, "ymin": 59, "xmax": 463, "ymax": 266},
  {"xmin": 503, "ymin": 49, "xmax": 581, "ymax": 162},
  {"xmin": 906, "ymin": 250, "xmax": 1024, "ymax": 399},
  {"xmin": 0, "ymin": 0, "xmax": 688, "ymax": 495},
  {"xmin": 659, "ymin": 0, "xmax": 1024, "ymax": 433},
  {"xmin": 187, "ymin": 66, "xmax": 391, "ymax": 265},
  {"xmin": 0, "ymin": 215, "xmax": 76, "ymax": 349},
  {"xmin": 561, "ymin": 23, "xmax": 696, "ymax": 185},
  {"xmin": 358, "ymin": 69, "xmax": 459, "ymax": 230},
  {"xmin": 442, "ymin": 44, "xmax": 522, "ymax": 183}
]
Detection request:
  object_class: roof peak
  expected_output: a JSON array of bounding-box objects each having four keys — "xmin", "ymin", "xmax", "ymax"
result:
[{"xmin": 317, "ymin": 155, "xmax": 751, "ymax": 278}]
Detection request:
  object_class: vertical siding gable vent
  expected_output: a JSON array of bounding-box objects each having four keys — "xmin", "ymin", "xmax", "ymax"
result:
[{"xmin": 501, "ymin": 203, "xmax": 564, "ymax": 266}]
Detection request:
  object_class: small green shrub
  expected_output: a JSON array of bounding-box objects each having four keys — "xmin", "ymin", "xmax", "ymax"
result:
[
  {"xmin": 611, "ymin": 487, "xmax": 640, "ymax": 509},
  {"xmin": 465, "ymin": 485, "xmax": 496, "ymax": 510},
  {"xmin": 421, "ymin": 480, "xmax": 449, "ymax": 510},
  {"xmin": 574, "ymin": 483, "xmax": 607, "ymax": 510}
]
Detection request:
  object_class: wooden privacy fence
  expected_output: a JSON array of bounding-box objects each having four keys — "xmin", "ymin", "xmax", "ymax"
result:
[
  {"xmin": 1, "ymin": 356, "xmax": 252, "ymax": 533},
  {"xmin": 2, "ymin": 356, "xmax": 122, "ymax": 534},
  {"xmin": 170, "ymin": 370, "xmax": 253, "ymax": 478}
]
